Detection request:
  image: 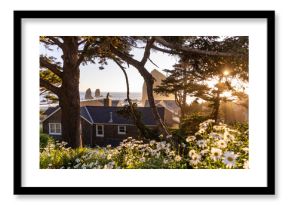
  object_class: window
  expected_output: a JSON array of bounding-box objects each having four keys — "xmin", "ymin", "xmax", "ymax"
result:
[
  {"xmin": 118, "ymin": 125, "xmax": 126, "ymax": 135},
  {"xmin": 96, "ymin": 125, "xmax": 104, "ymax": 137},
  {"xmin": 48, "ymin": 123, "xmax": 61, "ymax": 135}
]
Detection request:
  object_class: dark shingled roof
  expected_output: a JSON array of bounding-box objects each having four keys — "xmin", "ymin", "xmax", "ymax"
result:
[
  {"xmin": 44, "ymin": 106, "xmax": 60, "ymax": 116},
  {"xmin": 80, "ymin": 107, "xmax": 93, "ymax": 123},
  {"xmin": 82, "ymin": 106, "xmax": 165, "ymax": 125}
]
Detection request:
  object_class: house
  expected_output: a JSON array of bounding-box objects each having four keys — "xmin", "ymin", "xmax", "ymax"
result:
[
  {"xmin": 42, "ymin": 106, "xmax": 166, "ymax": 147},
  {"xmin": 80, "ymin": 99, "xmax": 104, "ymax": 107},
  {"xmin": 144, "ymin": 100, "xmax": 180, "ymax": 127},
  {"xmin": 80, "ymin": 99, "xmax": 123, "ymax": 107}
]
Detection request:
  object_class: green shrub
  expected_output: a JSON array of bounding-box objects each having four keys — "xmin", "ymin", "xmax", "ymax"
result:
[
  {"xmin": 40, "ymin": 133, "xmax": 55, "ymax": 150},
  {"xmin": 180, "ymin": 112, "xmax": 209, "ymax": 135}
]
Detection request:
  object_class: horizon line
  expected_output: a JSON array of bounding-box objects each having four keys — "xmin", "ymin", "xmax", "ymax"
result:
[{"xmin": 79, "ymin": 90, "xmax": 142, "ymax": 93}]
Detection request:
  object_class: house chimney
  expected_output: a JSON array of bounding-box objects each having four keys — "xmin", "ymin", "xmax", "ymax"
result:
[
  {"xmin": 108, "ymin": 112, "xmax": 113, "ymax": 123},
  {"xmin": 104, "ymin": 92, "xmax": 112, "ymax": 107}
]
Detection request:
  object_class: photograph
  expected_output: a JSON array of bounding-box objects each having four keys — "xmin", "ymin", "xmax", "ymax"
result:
[
  {"xmin": 39, "ymin": 36, "xmax": 249, "ymax": 169},
  {"xmin": 14, "ymin": 10, "xmax": 274, "ymax": 194}
]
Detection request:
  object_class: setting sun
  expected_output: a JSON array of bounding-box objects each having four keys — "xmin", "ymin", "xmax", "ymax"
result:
[{"xmin": 223, "ymin": 70, "xmax": 229, "ymax": 76}]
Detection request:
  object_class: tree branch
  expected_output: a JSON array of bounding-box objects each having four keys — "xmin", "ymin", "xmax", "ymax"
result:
[
  {"xmin": 78, "ymin": 39, "xmax": 87, "ymax": 45},
  {"xmin": 47, "ymin": 36, "xmax": 63, "ymax": 49},
  {"xmin": 148, "ymin": 57, "xmax": 159, "ymax": 68},
  {"xmin": 140, "ymin": 38, "xmax": 155, "ymax": 66},
  {"xmin": 151, "ymin": 45, "xmax": 182, "ymax": 55},
  {"xmin": 40, "ymin": 78, "xmax": 60, "ymax": 96},
  {"xmin": 154, "ymin": 36, "xmax": 235, "ymax": 57},
  {"xmin": 112, "ymin": 59, "xmax": 131, "ymax": 99},
  {"xmin": 110, "ymin": 45, "xmax": 142, "ymax": 69},
  {"xmin": 76, "ymin": 41, "xmax": 92, "ymax": 67},
  {"xmin": 40, "ymin": 57, "xmax": 63, "ymax": 78}
]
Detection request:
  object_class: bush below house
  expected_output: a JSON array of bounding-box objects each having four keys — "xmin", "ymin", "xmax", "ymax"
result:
[
  {"xmin": 40, "ymin": 119, "xmax": 249, "ymax": 169},
  {"xmin": 40, "ymin": 132, "xmax": 55, "ymax": 150}
]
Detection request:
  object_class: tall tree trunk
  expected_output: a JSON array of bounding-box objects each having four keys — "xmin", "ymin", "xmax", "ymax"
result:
[
  {"xmin": 60, "ymin": 37, "xmax": 82, "ymax": 148},
  {"xmin": 175, "ymin": 91, "xmax": 184, "ymax": 120},
  {"xmin": 181, "ymin": 91, "xmax": 187, "ymax": 119},
  {"xmin": 181, "ymin": 67, "xmax": 188, "ymax": 119},
  {"xmin": 145, "ymin": 75, "xmax": 170, "ymax": 137},
  {"xmin": 212, "ymin": 92, "xmax": 220, "ymax": 123}
]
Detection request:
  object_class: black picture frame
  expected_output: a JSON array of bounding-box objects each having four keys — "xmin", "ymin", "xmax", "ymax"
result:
[{"xmin": 14, "ymin": 10, "xmax": 275, "ymax": 195}]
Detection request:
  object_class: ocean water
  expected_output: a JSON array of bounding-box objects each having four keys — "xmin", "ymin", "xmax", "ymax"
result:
[
  {"xmin": 40, "ymin": 92, "xmax": 142, "ymax": 106},
  {"xmin": 80, "ymin": 92, "xmax": 142, "ymax": 101}
]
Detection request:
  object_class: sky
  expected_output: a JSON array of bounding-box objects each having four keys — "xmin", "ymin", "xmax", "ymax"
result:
[
  {"xmin": 40, "ymin": 43, "xmax": 179, "ymax": 93},
  {"xmin": 79, "ymin": 48, "xmax": 179, "ymax": 92}
]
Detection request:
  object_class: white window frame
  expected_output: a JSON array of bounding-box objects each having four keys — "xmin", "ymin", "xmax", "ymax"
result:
[
  {"xmin": 96, "ymin": 124, "xmax": 104, "ymax": 137},
  {"xmin": 48, "ymin": 123, "xmax": 62, "ymax": 135},
  {"xmin": 118, "ymin": 125, "xmax": 126, "ymax": 135}
]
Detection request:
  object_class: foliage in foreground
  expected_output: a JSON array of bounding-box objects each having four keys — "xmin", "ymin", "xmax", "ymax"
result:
[
  {"xmin": 40, "ymin": 120, "xmax": 249, "ymax": 169},
  {"xmin": 40, "ymin": 133, "xmax": 55, "ymax": 150}
]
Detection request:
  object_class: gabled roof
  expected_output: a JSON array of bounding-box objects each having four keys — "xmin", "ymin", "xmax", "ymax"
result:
[
  {"xmin": 80, "ymin": 106, "xmax": 94, "ymax": 124},
  {"xmin": 82, "ymin": 106, "xmax": 164, "ymax": 125},
  {"xmin": 42, "ymin": 106, "xmax": 61, "ymax": 122},
  {"xmin": 43, "ymin": 106, "xmax": 164, "ymax": 126},
  {"xmin": 44, "ymin": 106, "xmax": 60, "ymax": 116}
]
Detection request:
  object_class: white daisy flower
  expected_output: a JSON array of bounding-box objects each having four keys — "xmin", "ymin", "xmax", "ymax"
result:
[
  {"xmin": 150, "ymin": 150, "xmax": 157, "ymax": 156},
  {"xmin": 242, "ymin": 147, "xmax": 249, "ymax": 153},
  {"xmin": 196, "ymin": 128, "xmax": 206, "ymax": 135},
  {"xmin": 213, "ymin": 125, "xmax": 225, "ymax": 132},
  {"xmin": 226, "ymin": 133, "xmax": 235, "ymax": 141},
  {"xmin": 169, "ymin": 151, "xmax": 176, "ymax": 157},
  {"xmin": 216, "ymin": 140, "xmax": 227, "ymax": 149},
  {"xmin": 188, "ymin": 149, "xmax": 196, "ymax": 158},
  {"xmin": 149, "ymin": 140, "xmax": 156, "ymax": 146},
  {"xmin": 189, "ymin": 153, "xmax": 201, "ymax": 166},
  {"xmin": 186, "ymin": 135, "xmax": 196, "ymax": 142},
  {"xmin": 200, "ymin": 149, "xmax": 209, "ymax": 156},
  {"xmin": 197, "ymin": 140, "xmax": 207, "ymax": 149},
  {"xmin": 104, "ymin": 161, "xmax": 115, "ymax": 169},
  {"xmin": 243, "ymin": 160, "xmax": 249, "ymax": 169},
  {"xmin": 210, "ymin": 132, "xmax": 222, "ymax": 140},
  {"xmin": 174, "ymin": 155, "xmax": 182, "ymax": 162},
  {"xmin": 210, "ymin": 148, "xmax": 222, "ymax": 161},
  {"xmin": 223, "ymin": 151, "xmax": 237, "ymax": 168}
]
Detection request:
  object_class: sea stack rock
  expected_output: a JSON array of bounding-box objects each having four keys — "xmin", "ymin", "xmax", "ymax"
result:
[
  {"xmin": 95, "ymin": 89, "xmax": 101, "ymax": 97},
  {"xmin": 85, "ymin": 88, "xmax": 93, "ymax": 100},
  {"xmin": 141, "ymin": 69, "xmax": 175, "ymax": 104}
]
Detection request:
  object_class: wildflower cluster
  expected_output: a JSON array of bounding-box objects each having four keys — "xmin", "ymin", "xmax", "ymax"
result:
[
  {"xmin": 40, "ymin": 120, "xmax": 248, "ymax": 169},
  {"xmin": 40, "ymin": 138, "xmax": 187, "ymax": 169},
  {"xmin": 185, "ymin": 120, "xmax": 249, "ymax": 169}
]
